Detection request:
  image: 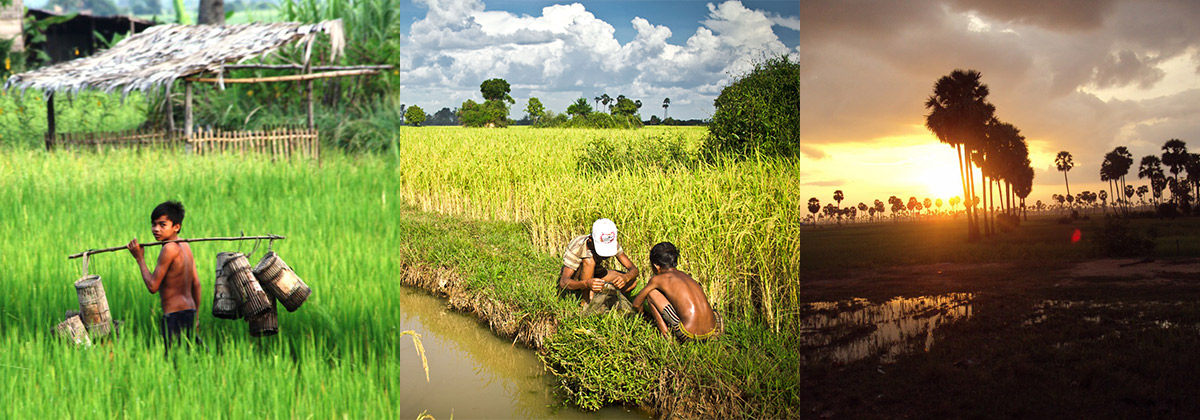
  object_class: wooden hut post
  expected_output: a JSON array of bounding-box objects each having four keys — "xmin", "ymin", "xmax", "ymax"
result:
[
  {"xmin": 304, "ymin": 36, "xmax": 315, "ymax": 131},
  {"xmin": 184, "ymin": 81, "xmax": 194, "ymax": 140},
  {"xmin": 45, "ymin": 92, "xmax": 56, "ymax": 151}
]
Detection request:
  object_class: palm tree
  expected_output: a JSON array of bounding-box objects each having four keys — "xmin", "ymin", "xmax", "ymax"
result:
[
  {"xmin": 1162, "ymin": 139, "xmax": 1189, "ymax": 204},
  {"xmin": 1055, "ymin": 151, "xmax": 1074, "ymax": 207},
  {"xmin": 593, "ymin": 96, "xmax": 601, "ymax": 109},
  {"xmin": 1137, "ymin": 185, "xmax": 1149, "ymax": 207},
  {"xmin": 600, "ymin": 94, "xmax": 612, "ymax": 113},
  {"xmin": 1112, "ymin": 146, "xmax": 1134, "ymax": 214},
  {"xmin": 808, "ymin": 198, "xmax": 820, "ymax": 224},
  {"xmin": 1186, "ymin": 153, "xmax": 1200, "ymax": 205},
  {"xmin": 662, "ymin": 97, "xmax": 670, "ymax": 120},
  {"xmin": 1014, "ymin": 165, "xmax": 1034, "ymax": 220},
  {"xmin": 1098, "ymin": 190, "xmax": 1109, "ymax": 213},
  {"xmin": 833, "ymin": 190, "xmax": 844, "ymax": 225},
  {"xmin": 925, "ymin": 69, "xmax": 995, "ymax": 241},
  {"xmin": 1139, "ymin": 155, "xmax": 1165, "ymax": 206}
]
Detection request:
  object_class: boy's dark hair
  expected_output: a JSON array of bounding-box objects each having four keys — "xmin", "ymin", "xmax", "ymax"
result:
[
  {"xmin": 152, "ymin": 201, "xmax": 185, "ymax": 226},
  {"xmin": 650, "ymin": 242, "xmax": 679, "ymax": 269}
]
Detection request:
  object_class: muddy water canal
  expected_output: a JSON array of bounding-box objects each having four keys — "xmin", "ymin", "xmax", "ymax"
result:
[{"xmin": 396, "ymin": 287, "xmax": 652, "ymax": 419}]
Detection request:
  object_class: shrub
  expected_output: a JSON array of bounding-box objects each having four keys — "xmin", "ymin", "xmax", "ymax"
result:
[
  {"xmin": 458, "ymin": 99, "xmax": 510, "ymax": 127},
  {"xmin": 1157, "ymin": 203, "xmax": 1179, "ymax": 219},
  {"xmin": 1091, "ymin": 216, "xmax": 1156, "ymax": 257},
  {"xmin": 702, "ymin": 55, "xmax": 799, "ymax": 159}
]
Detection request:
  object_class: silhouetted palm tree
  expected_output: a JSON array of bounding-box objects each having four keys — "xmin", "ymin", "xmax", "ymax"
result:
[
  {"xmin": 662, "ymin": 98, "xmax": 670, "ymax": 120},
  {"xmin": 1162, "ymin": 139, "xmax": 1189, "ymax": 204},
  {"xmin": 808, "ymin": 197, "xmax": 820, "ymax": 223},
  {"xmin": 1112, "ymin": 147, "xmax": 1134, "ymax": 213},
  {"xmin": 1014, "ymin": 165, "xmax": 1034, "ymax": 220},
  {"xmin": 1099, "ymin": 190, "xmax": 1109, "ymax": 213},
  {"xmin": 1056, "ymin": 151, "xmax": 1074, "ymax": 207},
  {"xmin": 857, "ymin": 202, "xmax": 868, "ymax": 223},
  {"xmin": 1139, "ymin": 155, "xmax": 1166, "ymax": 206},
  {"xmin": 833, "ymin": 190, "xmax": 844, "ymax": 225},
  {"xmin": 600, "ymin": 94, "xmax": 613, "ymax": 112},
  {"xmin": 925, "ymin": 69, "xmax": 995, "ymax": 241},
  {"xmin": 1137, "ymin": 185, "xmax": 1149, "ymax": 207}
]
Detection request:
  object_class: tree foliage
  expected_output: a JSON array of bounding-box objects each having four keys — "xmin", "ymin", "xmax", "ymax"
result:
[
  {"xmin": 480, "ymin": 78, "xmax": 515, "ymax": 103},
  {"xmin": 610, "ymin": 95, "xmax": 642, "ymax": 117},
  {"xmin": 567, "ymin": 98, "xmax": 593, "ymax": 117},
  {"xmin": 404, "ymin": 105, "xmax": 426, "ymax": 126},
  {"xmin": 703, "ymin": 55, "xmax": 799, "ymax": 158},
  {"xmin": 458, "ymin": 99, "xmax": 510, "ymax": 127},
  {"xmin": 525, "ymin": 97, "xmax": 546, "ymax": 124}
]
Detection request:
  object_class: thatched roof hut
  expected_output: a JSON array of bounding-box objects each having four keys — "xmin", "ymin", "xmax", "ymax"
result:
[{"xmin": 4, "ymin": 20, "xmax": 345, "ymax": 97}]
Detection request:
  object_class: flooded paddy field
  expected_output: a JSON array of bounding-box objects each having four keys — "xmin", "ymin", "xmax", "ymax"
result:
[{"xmin": 801, "ymin": 257, "xmax": 1200, "ymax": 418}]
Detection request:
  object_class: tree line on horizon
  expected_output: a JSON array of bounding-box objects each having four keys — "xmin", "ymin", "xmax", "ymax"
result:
[{"xmin": 1053, "ymin": 138, "xmax": 1200, "ymax": 218}]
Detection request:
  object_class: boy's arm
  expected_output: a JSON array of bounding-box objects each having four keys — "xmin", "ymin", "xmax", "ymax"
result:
[
  {"xmin": 611, "ymin": 252, "xmax": 639, "ymax": 288},
  {"xmin": 128, "ymin": 239, "xmax": 178, "ymax": 294},
  {"xmin": 631, "ymin": 275, "xmax": 659, "ymax": 314},
  {"xmin": 558, "ymin": 259, "xmax": 603, "ymax": 292}
]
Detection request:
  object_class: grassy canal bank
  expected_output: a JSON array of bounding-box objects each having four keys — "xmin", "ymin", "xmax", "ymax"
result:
[{"xmin": 391, "ymin": 194, "xmax": 798, "ymax": 419}]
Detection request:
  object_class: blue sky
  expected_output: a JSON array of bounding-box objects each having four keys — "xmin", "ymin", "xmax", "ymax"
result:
[{"xmin": 399, "ymin": 0, "xmax": 799, "ymax": 120}]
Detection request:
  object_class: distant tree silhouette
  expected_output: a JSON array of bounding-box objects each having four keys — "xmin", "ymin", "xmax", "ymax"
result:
[
  {"xmin": 662, "ymin": 97, "xmax": 670, "ymax": 120},
  {"xmin": 808, "ymin": 197, "xmax": 820, "ymax": 223},
  {"xmin": 923, "ymin": 198, "xmax": 932, "ymax": 215},
  {"xmin": 1124, "ymin": 184, "xmax": 1135, "ymax": 210},
  {"xmin": 1162, "ymin": 139, "xmax": 1189, "ymax": 205},
  {"xmin": 1137, "ymin": 185, "xmax": 1149, "ymax": 207},
  {"xmin": 1112, "ymin": 147, "xmax": 1134, "ymax": 214},
  {"xmin": 873, "ymin": 199, "xmax": 885, "ymax": 221},
  {"xmin": 857, "ymin": 203, "xmax": 868, "ymax": 223},
  {"xmin": 889, "ymin": 196, "xmax": 905, "ymax": 221},
  {"xmin": 1014, "ymin": 165, "xmax": 1034, "ymax": 220},
  {"xmin": 925, "ymin": 69, "xmax": 994, "ymax": 241},
  {"xmin": 833, "ymin": 190, "xmax": 844, "ymax": 211},
  {"xmin": 936, "ymin": 198, "xmax": 944, "ymax": 212},
  {"xmin": 1099, "ymin": 190, "xmax": 1109, "ymax": 213},
  {"xmin": 1186, "ymin": 153, "xmax": 1200, "ymax": 204},
  {"xmin": 1139, "ymin": 155, "xmax": 1166, "ymax": 206},
  {"xmin": 1056, "ymin": 151, "xmax": 1074, "ymax": 207},
  {"xmin": 950, "ymin": 196, "xmax": 961, "ymax": 212}
]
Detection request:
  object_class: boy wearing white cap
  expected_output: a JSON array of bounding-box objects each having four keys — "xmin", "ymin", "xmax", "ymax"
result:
[{"xmin": 558, "ymin": 218, "xmax": 640, "ymax": 305}]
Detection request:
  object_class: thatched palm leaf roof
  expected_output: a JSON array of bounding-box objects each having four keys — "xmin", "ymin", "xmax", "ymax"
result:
[{"xmin": 3, "ymin": 20, "xmax": 345, "ymax": 97}]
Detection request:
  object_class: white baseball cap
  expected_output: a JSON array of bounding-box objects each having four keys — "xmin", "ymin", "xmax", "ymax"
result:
[{"xmin": 591, "ymin": 218, "xmax": 620, "ymax": 257}]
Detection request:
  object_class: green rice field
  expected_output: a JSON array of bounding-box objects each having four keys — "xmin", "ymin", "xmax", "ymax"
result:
[
  {"xmin": 0, "ymin": 150, "xmax": 404, "ymax": 417},
  {"xmin": 0, "ymin": 125, "xmax": 800, "ymax": 417}
]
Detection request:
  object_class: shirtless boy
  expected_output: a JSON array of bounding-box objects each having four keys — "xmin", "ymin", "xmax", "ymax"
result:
[
  {"xmin": 558, "ymin": 218, "xmax": 639, "ymax": 305},
  {"xmin": 127, "ymin": 201, "xmax": 201, "ymax": 356},
  {"xmin": 632, "ymin": 242, "xmax": 722, "ymax": 342}
]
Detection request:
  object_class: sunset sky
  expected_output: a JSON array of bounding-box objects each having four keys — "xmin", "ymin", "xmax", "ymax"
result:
[{"xmin": 801, "ymin": 0, "xmax": 1200, "ymax": 209}]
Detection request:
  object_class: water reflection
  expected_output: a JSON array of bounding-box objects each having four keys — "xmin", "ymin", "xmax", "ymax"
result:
[{"xmin": 800, "ymin": 293, "xmax": 975, "ymax": 364}]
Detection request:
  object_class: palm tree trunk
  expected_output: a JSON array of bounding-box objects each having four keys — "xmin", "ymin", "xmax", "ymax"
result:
[
  {"xmin": 1064, "ymin": 171, "xmax": 1072, "ymax": 208},
  {"xmin": 957, "ymin": 145, "xmax": 979, "ymax": 241}
]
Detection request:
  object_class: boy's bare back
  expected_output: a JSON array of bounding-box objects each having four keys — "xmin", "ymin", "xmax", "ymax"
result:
[{"xmin": 651, "ymin": 270, "xmax": 716, "ymax": 335}]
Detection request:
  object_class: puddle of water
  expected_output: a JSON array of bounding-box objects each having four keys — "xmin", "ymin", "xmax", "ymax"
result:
[
  {"xmin": 397, "ymin": 287, "xmax": 651, "ymax": 420},
  {"xmin": 800, "ymin": 293, "xmax": 975, "ymax": 364}
]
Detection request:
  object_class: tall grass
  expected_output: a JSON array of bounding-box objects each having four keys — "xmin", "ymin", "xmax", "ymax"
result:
[
  {"xmin": 389, "ymin": 126, "xmax": 801, "ymax": 331},
  {"xmin": 0, "ymin": 150, "xmax": 409, "ymax": 417}
]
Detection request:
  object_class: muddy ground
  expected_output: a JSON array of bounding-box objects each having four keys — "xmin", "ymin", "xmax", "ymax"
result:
[{"xmin": 801, "ymin": 257, "xmax": 1200, "ymax": 419}]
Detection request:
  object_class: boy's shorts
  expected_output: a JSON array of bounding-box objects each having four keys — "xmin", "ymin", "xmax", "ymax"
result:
[{"xmin": 161, "ymin": 309, "xmax": 198, "ymax": 357}]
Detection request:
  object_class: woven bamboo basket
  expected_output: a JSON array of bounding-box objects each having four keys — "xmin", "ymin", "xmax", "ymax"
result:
[
  {"xmin": 252, "ymin": 251, "xmax": 311, "ymax": 312},
  {"xmin": 74, "ymin": 275, "xmax": 112, "ymax": 338},
  {"xmin": 212, "ymin": 252, "xmax": 241, "ymax": 319},
  {"xmin": 55, "ymin": 314, "xmax": 91, "ymax": 346},
  {"xmin": 247, "ymin": 295, "xmax": 279, "ymax": 337},
  {"xmin": 224, "ymin": 253, "xmax": 271, "ymax": 318}
]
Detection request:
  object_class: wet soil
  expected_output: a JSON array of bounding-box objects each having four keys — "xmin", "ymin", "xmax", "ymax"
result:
[{"xmin": 801, "ymin": 258, "xmax": 1200, "ymax": 419}]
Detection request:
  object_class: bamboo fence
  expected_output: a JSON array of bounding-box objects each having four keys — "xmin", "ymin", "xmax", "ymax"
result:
[
  {"xmin": 189, "ymin": 126, "xmax": 319, "ymax": 160},
  {"xmin": 52, "ymin": 126, "xmax": 319, "ymax": 160}
]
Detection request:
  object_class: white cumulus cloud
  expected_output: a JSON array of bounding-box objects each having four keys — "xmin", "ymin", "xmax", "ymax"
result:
[{"xmin": 400, "ymin": 0, "xmax": 799, "ymax": 120}]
